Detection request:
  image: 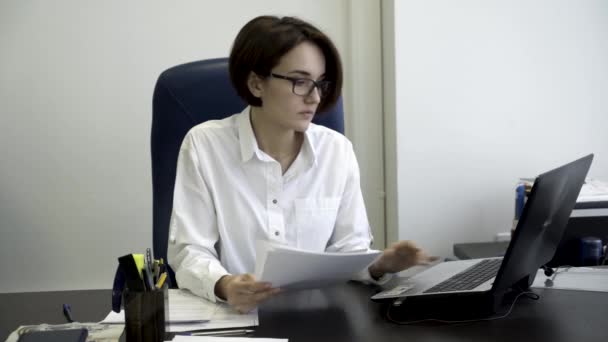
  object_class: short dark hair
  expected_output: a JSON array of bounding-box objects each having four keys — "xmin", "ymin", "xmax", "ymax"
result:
[{"xmin": 229, "ymin": 16, "xmax": 343, "ymax": 113}]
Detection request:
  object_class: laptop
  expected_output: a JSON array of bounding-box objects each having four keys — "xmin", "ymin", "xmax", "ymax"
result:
[{"xmin": 372, "ymin": 154, "xmax": 594, "ymax": 318}]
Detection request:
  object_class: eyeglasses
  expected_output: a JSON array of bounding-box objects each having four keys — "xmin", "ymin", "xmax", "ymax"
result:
[{"xmin": 270, "ymin": 73, "xmax": 331, "ymax": 97}]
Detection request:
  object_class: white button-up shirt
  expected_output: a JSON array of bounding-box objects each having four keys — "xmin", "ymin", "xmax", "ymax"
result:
[{"xmin": 168, "ymin": 107, "xmax": 381, "ymax": 302}]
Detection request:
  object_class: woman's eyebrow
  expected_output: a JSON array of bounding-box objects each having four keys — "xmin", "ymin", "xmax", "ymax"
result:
[
  {"xmin": 286, "ymin": 70, "xmax": 311, "ymax": 76},
  {"xmin": 286, "ymin": 70, "xmax": 327, "ymax": 79}
]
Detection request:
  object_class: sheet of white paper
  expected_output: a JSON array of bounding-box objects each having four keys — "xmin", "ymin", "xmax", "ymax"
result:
[
  {"xmin": 101, "ymin": 310, "xmax": 124, "ymax": 324},
  {"xmin": 577, "ymin": 179, "xmax": 608, "ymax": 202},
  {"xmin": 167, "ymin": 319, "xmax": 257, "ymax": 333},
  {"xmin": 101, "ymin": 289, "xmax": 258, "ymax": 332},
  {"xmin": 532, "ymin": 267, "xmax": 608, "ymax": 292},
  {"xmin": 171, "ymin": 337, "xmax": 287, "ymax": 342},
  {"xmin": 254, "ymin": 241, "xmax": 381, "ymax": 289}
]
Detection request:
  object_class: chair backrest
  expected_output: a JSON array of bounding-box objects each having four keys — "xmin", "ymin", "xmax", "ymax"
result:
[{"xmin": 151, "ymin": 57, "xmax": 344, "ymax": 286}]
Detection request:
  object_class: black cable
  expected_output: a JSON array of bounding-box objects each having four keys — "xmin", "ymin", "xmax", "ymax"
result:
[{"xmin": 385, "ymin": 290, "xmax": 539, "ymax": 325}]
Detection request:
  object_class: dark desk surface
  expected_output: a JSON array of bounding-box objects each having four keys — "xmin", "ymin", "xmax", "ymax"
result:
[
  {"xmin": 2, "ymin": 283, "xmax": 607, "ymax": 342},
  {"xmin": 0, "ymin": 290, "xmax": 111, "ymax": 341},
  {"xmin": 453, "ymin": 241, "xmax": 509, "ymax": 259}
]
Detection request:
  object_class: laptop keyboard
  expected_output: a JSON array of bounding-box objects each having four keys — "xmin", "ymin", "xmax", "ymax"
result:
[{"xmin": 423, "ymin": 258, "xmax": 502, "ymax": 294}]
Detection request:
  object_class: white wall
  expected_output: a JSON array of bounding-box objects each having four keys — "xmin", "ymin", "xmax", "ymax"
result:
[
  {"xmin": 0, "ymin": 0, "xmax": 389, "ymax": 292},
  {"xmin": 386, "ymin": 0, "xmax": 608, "ymax": 257},
  {"xmin": 344, "ymin": 0, "xmax": 386, "ymax": 248}
]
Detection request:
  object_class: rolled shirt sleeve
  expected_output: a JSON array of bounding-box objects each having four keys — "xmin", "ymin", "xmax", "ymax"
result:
[{"xmin": 167, "ymin": 133, "xmax": 229, "ymax": 302}]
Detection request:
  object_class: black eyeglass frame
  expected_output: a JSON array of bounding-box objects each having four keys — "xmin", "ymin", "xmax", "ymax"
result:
[{"xmin": 270, "ymin": 73, "xmax": 331, "ymax": 97}]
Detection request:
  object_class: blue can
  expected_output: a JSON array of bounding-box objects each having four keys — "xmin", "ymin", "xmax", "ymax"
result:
[{"xmin": 579, "ymin": 237, "xmax": 603, "ymax": 266}]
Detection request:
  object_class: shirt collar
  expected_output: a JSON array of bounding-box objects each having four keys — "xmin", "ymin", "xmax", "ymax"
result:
[
  {"xmin": 237, "ymin": 106, "xmax": 258, "ymax": 162},
  {"xmin": 301, "ymin": 129, "xmax": 317, "ymax": 169},
  {"xmin": 236, "ymin": 106, "xmax": 318, "ymax": 169}
]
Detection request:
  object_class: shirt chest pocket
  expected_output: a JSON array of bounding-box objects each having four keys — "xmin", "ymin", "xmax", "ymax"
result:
[{"xmin": 294, "ymin": 197, "xmax": 341, "ymax": 251}]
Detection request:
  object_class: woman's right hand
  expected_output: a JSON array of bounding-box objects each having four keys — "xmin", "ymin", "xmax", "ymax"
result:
[{"xmin": 214, "ymin": 274, "xmax": 281, "ymax": 313}]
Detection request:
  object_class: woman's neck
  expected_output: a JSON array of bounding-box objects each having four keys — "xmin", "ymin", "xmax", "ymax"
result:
[{"xmin": 250, "ymin": 107, "xmax": 303, "ymax": 161}]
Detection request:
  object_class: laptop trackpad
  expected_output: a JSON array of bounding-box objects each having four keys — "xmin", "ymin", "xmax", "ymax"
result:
[{"xmin": 371, "ymin": 259, "xmax": 483, "ymax": 301}]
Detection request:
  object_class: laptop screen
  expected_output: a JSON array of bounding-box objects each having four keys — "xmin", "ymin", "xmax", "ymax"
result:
[{"xmin": 492, "ymin": 154, "xmax": 594, "ymax": 295}]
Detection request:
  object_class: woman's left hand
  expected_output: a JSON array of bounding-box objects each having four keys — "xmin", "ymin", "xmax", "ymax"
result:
[{"xmin": 368, "ymin": 240, "xmax": 437, "ymax": 279}]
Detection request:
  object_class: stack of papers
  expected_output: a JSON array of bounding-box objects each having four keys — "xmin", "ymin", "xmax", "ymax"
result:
[
  {"xmin": 254, "ymin": 241, "xmax": 381, "ymax": 289},
  {"xmin": 577, "ymin": 179, "xmax": 608, "ymax": 202},
  {"xmin": 172, "ymin": 337, "xmax": 287, "ymax": 342},
  {"xmin": 101, "ymin": 289, "xmax": 257, "ymax": 332},
  {"xmin": 532, "ymin": 267, "xmax": 608, "ymax": 292}
]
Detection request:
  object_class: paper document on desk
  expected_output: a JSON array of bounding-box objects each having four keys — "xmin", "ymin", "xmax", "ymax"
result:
[
  {"xmin": 532, "ymin": 267, "xmax": 608, "ymax": 292},
  {"xmin": 173, "ymin": 337, "xmax": 287, "ymax": 341},
  {"xmin": 254, "ymin": 241, "xmax": 381, "ymax": 289},
  {"xmin": 100, "ymin": 289, "xmax": 257, "ymax": 332},
  {"xmin": 577, "ymin": 179, "xmax": 608, "ymax": 202}
]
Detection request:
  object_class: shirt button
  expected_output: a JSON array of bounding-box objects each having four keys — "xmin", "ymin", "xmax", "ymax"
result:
[
  {"xmin": 275, "ymin": 231, "xmax": 280, "ymax": 236},
  {"xmin": 272, "ymin": 199, "xmax": 278, "ymax": 204}
]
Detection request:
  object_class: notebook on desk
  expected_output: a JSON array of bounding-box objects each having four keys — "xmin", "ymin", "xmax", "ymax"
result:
[
  {"xmin": 372, "ymin": 154, "xmax": 594, "ymax": 318},
  {"xmin": 18, "ymin": 329, "xmax": 88, "ymax": 342}
]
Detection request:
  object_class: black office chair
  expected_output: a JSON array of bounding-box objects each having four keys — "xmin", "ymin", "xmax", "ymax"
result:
[{"xmin": 151, "ymin": 57, "xmax": 344, "ymax": 287}]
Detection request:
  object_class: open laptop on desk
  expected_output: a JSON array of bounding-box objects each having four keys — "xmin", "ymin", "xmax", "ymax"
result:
[{"xmin": 372, "ymin": 154, "xmax": 594, "ymax": 319}]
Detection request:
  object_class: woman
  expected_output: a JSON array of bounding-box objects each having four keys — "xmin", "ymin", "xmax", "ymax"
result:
[{"xmin": 168, "ymin": 15, "xmax": 434, "ymax": 313}]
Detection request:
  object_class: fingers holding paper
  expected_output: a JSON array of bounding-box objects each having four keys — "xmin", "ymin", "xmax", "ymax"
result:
[
  {"xmin": 368, "ymin": 240, "xmax": 438, "ymax": 279},
  {"xmin": 214, "ymin": 273, "xmax": 281, "ymax": 313}
]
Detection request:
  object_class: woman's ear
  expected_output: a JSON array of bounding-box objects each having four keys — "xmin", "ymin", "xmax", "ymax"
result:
[{"xmin": 247, "ymin": 72, "xmax": 264, "ymax": 98}]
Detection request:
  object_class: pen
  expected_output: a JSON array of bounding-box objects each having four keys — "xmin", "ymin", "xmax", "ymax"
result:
[
  {"xmin": 142, "ymin": 268, "xmax": 155, "ymax": 291},
  {"xmin": 155, "ymin": 272, "xmax": 168, "ymax": 289},
  {"xmin": 153, "ymin": 259, "xmax": 160, "ymax": 281},
  {"xmin": 145, "ymin": 248, "xmax": 154, "ymax": 279},
  {"xmin": 62, "ymin": 303, "xmax": 74, "ymax": 323},
  {"xmin": 187, "ymin": 329, "xmax": 254, "ymax": 336}
]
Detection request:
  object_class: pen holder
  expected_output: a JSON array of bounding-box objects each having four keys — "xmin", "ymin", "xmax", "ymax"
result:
[{"xmin": 123, "ymin": 287, "xmax": 168, "ymax": 342}]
